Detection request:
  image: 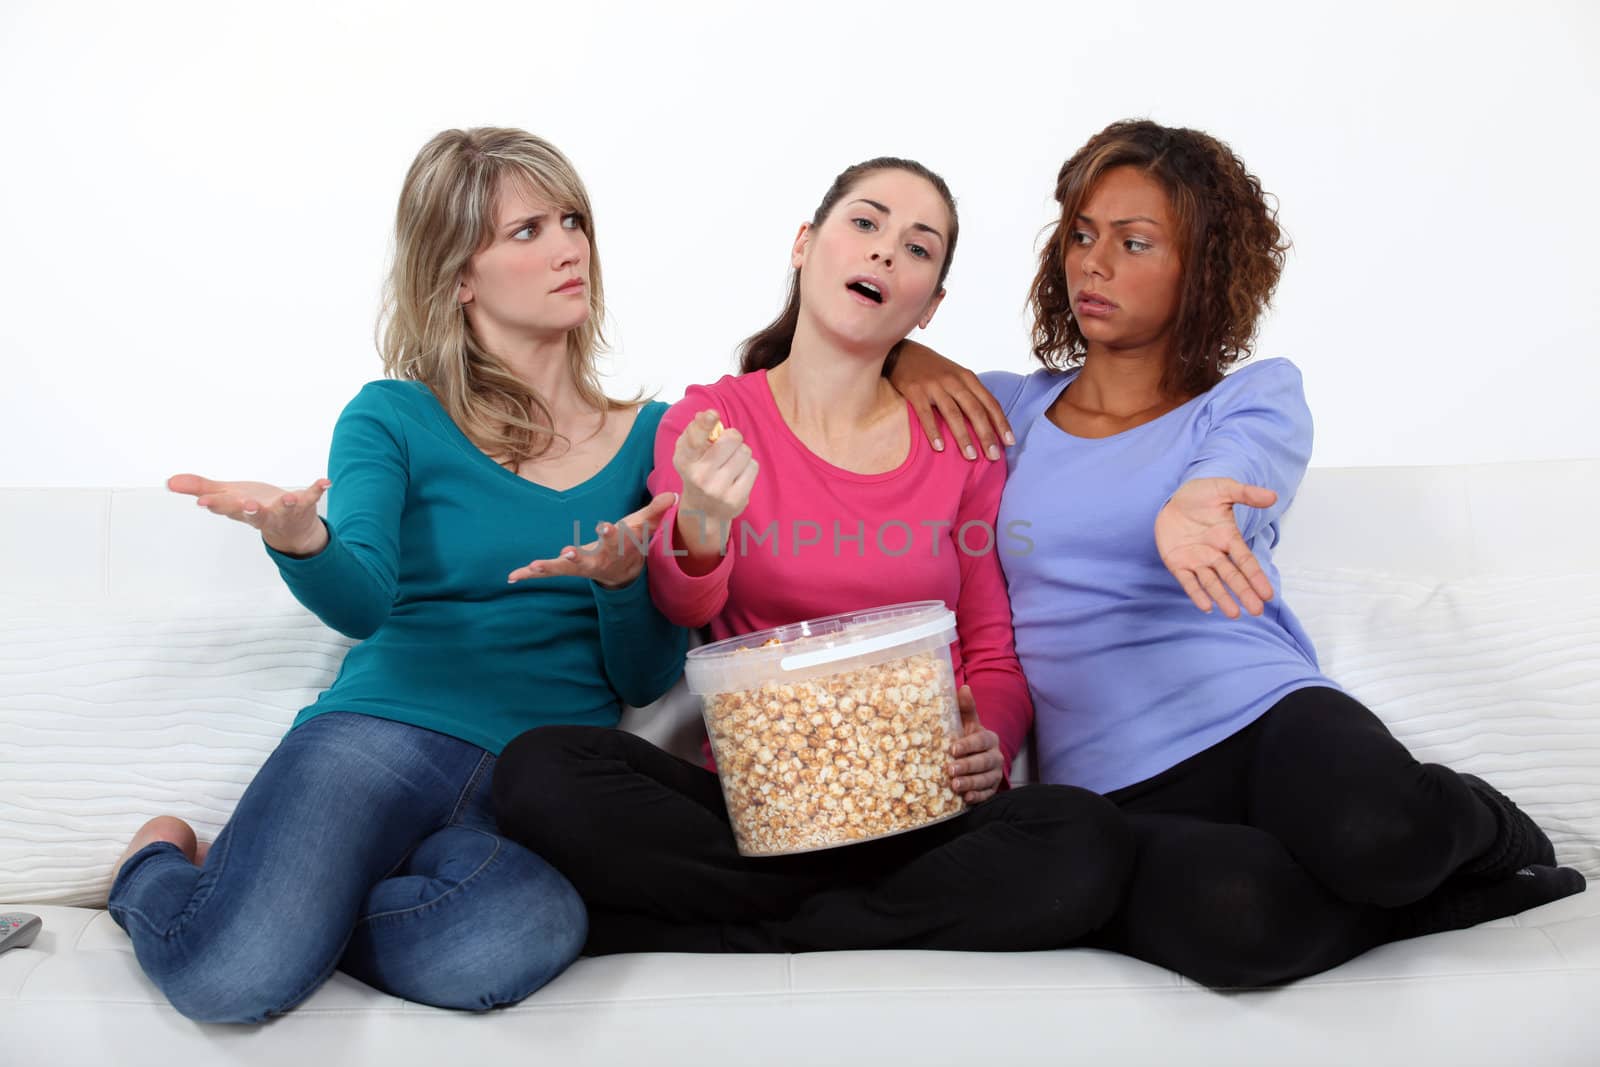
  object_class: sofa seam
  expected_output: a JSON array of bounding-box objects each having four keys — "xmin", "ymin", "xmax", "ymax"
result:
[
  {"xmin": 1532, "ymin": 924, "xmax": 1574, "ymax": 969},
  {"xmin": 8, "ymin": 952, "xmax": 51, "ymax": 1001},
  {"xmin": 16, "ymin": 965, "xmax": 1600, "ymax": 1011}
]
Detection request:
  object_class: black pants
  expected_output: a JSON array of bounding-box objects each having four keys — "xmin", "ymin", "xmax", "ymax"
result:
[
  {"xmin": 492, "ymin": 725, "xmax": 1134, "ymax": 955},
  {"xmin": 1093, "ymin": 686, "xmax": 1499, "ymax": 988}
]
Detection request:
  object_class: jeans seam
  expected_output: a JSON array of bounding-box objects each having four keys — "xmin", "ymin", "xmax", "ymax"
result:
[
  {"xmin": 354, "ymin": 827, "xmax": 506, "ymax": 927},
  {"xmin": 445, "ymin": 751, "xmax": 494, "ymax": 828}
]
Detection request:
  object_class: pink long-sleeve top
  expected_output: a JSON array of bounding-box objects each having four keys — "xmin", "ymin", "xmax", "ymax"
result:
[{"xmin": 647, "ymin": 370, "xmax": 1033, "ymax": 770}]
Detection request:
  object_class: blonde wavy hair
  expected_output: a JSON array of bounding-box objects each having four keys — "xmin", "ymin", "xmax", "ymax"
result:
[{"xmin": 380, "ymin": 127, "xmax": 631, "ymax": 467}]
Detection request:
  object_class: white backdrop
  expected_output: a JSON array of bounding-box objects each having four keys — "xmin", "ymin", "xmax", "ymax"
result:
[{"xmin": 2, "ymin": 0, "xmax": 1596, "ymax": 487}]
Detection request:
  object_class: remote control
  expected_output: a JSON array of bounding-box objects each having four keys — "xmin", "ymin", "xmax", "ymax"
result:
[{"xmin": 0, "ymin": 912, "xmax": 41, "ymax": 953}]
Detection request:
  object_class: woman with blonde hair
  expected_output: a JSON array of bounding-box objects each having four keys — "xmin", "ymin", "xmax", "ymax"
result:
[{"xmin": 108, "ymin": 127, "xmax": 686, "ymax": 1021}]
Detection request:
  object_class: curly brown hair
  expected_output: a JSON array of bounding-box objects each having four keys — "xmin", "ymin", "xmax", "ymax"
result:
[{"xmin": 1029, "ymin": 119, "xmax": 1289, "ymax": 397}]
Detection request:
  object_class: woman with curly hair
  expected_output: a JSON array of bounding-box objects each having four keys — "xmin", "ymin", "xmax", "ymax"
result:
[{"xmin": 889, "ymin": 118, "xmax": 1583, "ymax": 986}]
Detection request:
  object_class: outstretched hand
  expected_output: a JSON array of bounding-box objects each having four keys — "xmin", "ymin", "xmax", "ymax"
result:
[
  {"xmin": 168, "ymin": 473, "xmax": 331, "ymax": 557},
  {"xmin": 508, "ymin": 491, "xmax": 678, "ymax": 589},
  {"xmin": 948, "ymin": 684, "xmax": 1004, "ymax": 804},
  {"xmin": 1155, "ymin": 477, "xmax": 1278, "ymax": 618}
]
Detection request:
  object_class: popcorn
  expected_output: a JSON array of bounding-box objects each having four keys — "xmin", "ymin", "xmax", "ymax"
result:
[
  {"xmin": 705, "ymin": 650, "xmax": 965, "ymax": 855},
  {"xmin": 707, "ymin": 416, "xmax": 725, "ymax": 443}
]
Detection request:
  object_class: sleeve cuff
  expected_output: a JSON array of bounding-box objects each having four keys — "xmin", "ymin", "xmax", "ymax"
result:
[
  {"xmin": 590, "ymin": 567, "xmax": 649, "ymax": 603},
  {"xmin": 263, "ymin": 519, "xmax": 342, "ymax": 574}
]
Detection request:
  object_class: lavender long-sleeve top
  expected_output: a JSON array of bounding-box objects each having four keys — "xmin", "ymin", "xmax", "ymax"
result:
[{"xmin": 983, "ymin": 358, "xmax": 1335, "ymax": 794}]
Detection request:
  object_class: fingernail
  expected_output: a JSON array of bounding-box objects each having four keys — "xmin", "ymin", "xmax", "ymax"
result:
[
  {"xmin": 932, "ymin": 438, "xmax": 944, "ymax": 451},
  {"xmin": 987, "ymin": 445, "xmax": 1002, "ymax": 461},
  {"xmin": 1003, "ymin": 431, "xmax": 1016, "ymax": 446},
  {"xmin": 964, "ymin": 446, "xmax": 977, "ymax": 460},
  {"xmin": 561, "ymin": 550, "xmax": 576, "ymax": 560}
]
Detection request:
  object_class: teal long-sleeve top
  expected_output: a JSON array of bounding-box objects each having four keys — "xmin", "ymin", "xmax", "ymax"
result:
[{"xmin": 266, "ymin": 380, "xmax": 687, "ymax": 754}]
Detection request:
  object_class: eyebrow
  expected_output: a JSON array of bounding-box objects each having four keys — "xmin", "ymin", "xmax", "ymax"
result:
[
  {"xmin": 849, "ymin": 198, "xmax": 946, "ymax": 243},
  {"xmin": 1076, "ymin": 212, "xmax": 1164, "ymax": 228},
  {"xmin": 503, "ymin": 212, "xmax": 548, "ymax": 233}
]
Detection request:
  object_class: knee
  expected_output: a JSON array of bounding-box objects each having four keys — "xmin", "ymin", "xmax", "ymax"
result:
[
  {"xmin": 480, "ymin": 846, "xmax": 588, "ymax": 999},
  {"xmin": 1001, "ymin": 785, "xmax": 1135, "ymax": 938},
  {"xmin": 431, "ymin": 904, "xmax": 587, "ymax": 1012},
  {"xmin": 386, "ymin": 850, "xmax": 589, "ymax": 1011},
  {"xmin": 160, "ymin": 937, "xmax": 331, "ymax": 1024},
  {"xmin": 1313, "ymin": 798, "xmax": 1448, "ymax": 907},
  {"xmin": 1158, "ymin": 870, "xmax": 1323, "ymax": 989},
  {"xmin": 481, "ymin": 869, "xmax": 588, "ymax": 1006}
]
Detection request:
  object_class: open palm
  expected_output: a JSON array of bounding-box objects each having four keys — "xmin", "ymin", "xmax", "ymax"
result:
[
  {"xmin": 168, "ymin": 473, "xmax": 330, "ymax": 557},
  {"xmin": 1155, "ymin": 477, "xmax": 1278, "ymax": 618}
]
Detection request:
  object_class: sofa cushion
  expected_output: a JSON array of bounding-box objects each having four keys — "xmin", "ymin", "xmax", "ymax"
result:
[
  {"xmin": 3, "ymin": 559, "xmax": 1596, "ymax": 904},
  {"xmin": 0, "ymin": 598, "xmax": 349, "ymax": 905},
  {"xmin": 1283, "ymin": 566, "xmax": 1600, "ymax": 878},
  {"xmin": 3, "ymin": 894, "xmax": 1598, "ymax": 1064}
]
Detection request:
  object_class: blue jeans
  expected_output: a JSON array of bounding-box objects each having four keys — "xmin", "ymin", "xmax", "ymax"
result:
[{"xmin": 108, "ymin": 712, "xmax": 587, "ymax": 1023}]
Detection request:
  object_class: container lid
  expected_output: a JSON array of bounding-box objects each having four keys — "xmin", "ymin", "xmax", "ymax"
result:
[{"xmin": 684, "ymin": 600, "xmax": 957, "ymax": 694}]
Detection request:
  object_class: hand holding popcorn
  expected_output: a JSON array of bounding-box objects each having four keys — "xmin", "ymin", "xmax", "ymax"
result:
[
  {"xmin": 672, "ymin": 409, "xmax": 758, "ymax": 570},
  {"xmin": 948, "ymin": 685, "xmax": 1004, "ymax": 804}
]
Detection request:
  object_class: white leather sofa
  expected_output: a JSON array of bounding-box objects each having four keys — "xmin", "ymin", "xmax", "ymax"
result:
[{"xmin": 3, "ymin": 461, "xmax": 1597, "ymax": 1066}]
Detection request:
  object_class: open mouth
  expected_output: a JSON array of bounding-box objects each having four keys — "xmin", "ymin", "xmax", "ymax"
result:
[{"xmin": 846, "ymin": 280, "xmax": 884, "ymax": 304}]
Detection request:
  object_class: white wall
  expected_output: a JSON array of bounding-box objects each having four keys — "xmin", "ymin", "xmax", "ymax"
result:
[{"xmin": 3, "ymin": 0, "xmax": 1596, "ymax": 487}]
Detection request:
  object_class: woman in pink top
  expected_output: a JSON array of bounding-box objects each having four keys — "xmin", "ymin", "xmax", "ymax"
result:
[{"xmin": 493, "ymin": 157, "xmax": 1133, "ymax": 955}]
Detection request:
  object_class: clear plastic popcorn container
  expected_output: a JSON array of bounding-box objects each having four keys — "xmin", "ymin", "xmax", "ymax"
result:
[{"xmin": 685, "ymin": 601, "xmax": 967, "ymax": 857}]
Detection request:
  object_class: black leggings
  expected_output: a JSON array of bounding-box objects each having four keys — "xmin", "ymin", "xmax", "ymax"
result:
[
  {"xmin": 1093, "ymin": 686, "xmax": 1498, "ymax": 987},
  {"xmin": 492, "ymin": 725, "xmax": 1134, "ymax": 955}
]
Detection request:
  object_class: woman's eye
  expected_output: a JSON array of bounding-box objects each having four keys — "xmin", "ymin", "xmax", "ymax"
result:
[
  {"xmin": 1069, "ymin": 230, "xmax": 1093, "ymax": 246},
  {"xmin": 562, "ymin": 212, "xmax": 583, "ymax": 230},
  {"xmin": 852, "ymin": 217, "xmax": 876, "ymax": 231},
  {"xmin": 907, "ymin": 243, "xmax": 930, "ymax": 259},
  {"xmin": 1125, "ymin": 238, "xmax": 1152, "ymax": 253},
  {"xmin": 513, "ymin": 224, "xmax": 538, "ymax": 240}
]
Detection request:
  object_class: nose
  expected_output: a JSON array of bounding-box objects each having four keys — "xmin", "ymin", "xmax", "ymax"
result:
[
  {"xmin": 1078, "ymin": 241, "xmax": 1108, "ymax": 281},
  {"xmin": 869, "ymin": 248, "xmax": 894, "ymax": 268},
  {"xmin": 553, "ymin": 226, "xmax": 584, "ymax": 271}
]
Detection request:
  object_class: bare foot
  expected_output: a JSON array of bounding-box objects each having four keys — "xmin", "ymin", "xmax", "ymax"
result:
[{"xmin": 114, "ymin": 816, "xmax": 200, "ymax": 879}]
